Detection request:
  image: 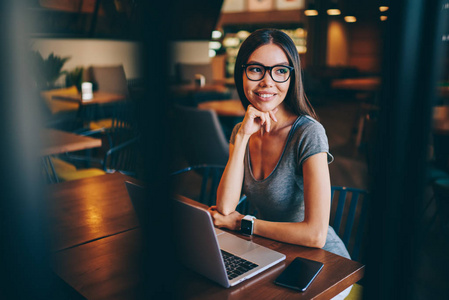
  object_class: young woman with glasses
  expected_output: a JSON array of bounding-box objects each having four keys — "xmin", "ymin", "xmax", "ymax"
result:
[{"xmin": 208, "ymin": 28, "xmax": 351, "ymax": 298}]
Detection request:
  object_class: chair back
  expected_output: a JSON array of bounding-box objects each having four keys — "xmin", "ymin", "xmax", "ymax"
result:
[
  {"xmin": 88, "ymin": 65, "xmax": 130, "ymax": 98},
  {"xmin": 170, "ymin": 164, "xmax": 248, "ymax": 213},
  {"xmin": 176, "ymin": 63, "xmax": 214, "ymax": 85},
  {"xmin": 172, "ymin": 105, "xmax": 229, "ymax": 166},
  {"xmin": 330, "ymin": 186, "xmax": 369, "ymax": 262},
  {"xmin": 102, "ymin": 100, "xmax": 141, "ymax": 177},
  {"xmin": 171, "ymin": 165, "xmax": 225, "ymax": 206}
]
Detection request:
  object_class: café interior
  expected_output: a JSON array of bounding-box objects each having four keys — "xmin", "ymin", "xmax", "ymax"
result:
[{"xmin": 1, "ymin": 0, "xmax": 449, "ymax": 299}]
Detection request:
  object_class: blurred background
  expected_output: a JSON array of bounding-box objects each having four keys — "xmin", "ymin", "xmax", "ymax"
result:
[{"xmin": 1, "ymin": 0, "xmax": 449, "ymax": 299}]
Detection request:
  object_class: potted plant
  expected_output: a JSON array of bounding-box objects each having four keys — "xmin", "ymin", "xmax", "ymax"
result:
[{"xmin": 30, "ymin": 50, "xmax": 71, "ymax": 90}]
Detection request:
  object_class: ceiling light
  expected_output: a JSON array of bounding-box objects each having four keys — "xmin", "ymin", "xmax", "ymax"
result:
[
  {"xmin": 380, "ymin": 15, "xmax": 388, "ymax": 21},
  {"xmin": 327, "ymin": 9, "xmax": 341, "ymax": 15},
  {"xmin": 304, "ymin": 0, "xmax": 318, "ymax": 16},
  {"xmin": 327, "ymin": 0, "xmax": 341, "ymax": 16},
  {"xmin": 344, "ymin": 16, "xmax": 357, "ymax": 23},
  {"xmin": 304, "ymin": 9, "xmax": 319, "ymax": 16},
  {"xmin": 379, "ymin": 6, "xmax": 389, "ymax": 12}
]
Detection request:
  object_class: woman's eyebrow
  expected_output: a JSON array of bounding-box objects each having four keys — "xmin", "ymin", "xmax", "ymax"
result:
[{"xmin": 247, "ymin": 61, "xmax": 290, "ymax": 66}]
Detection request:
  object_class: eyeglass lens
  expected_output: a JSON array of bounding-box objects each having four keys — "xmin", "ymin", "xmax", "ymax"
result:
[{"xmin": 245, "ymin": 65, "xmax": 291, "ymax": 82}]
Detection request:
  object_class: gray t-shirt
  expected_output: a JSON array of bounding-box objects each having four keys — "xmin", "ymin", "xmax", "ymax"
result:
[{"xmin": 230, "ymin": 115, "xmax": 350, "ymax": 259}]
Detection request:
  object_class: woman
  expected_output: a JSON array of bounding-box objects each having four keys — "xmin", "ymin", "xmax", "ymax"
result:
[{"xmin": 208, "ymin": 29, "xmax": 351, "ymax": 297}]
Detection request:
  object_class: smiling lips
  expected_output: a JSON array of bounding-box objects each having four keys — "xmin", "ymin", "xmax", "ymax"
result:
[{"xmin": 255, "ymin": 92, "xmax": 276, "ymax": 100}]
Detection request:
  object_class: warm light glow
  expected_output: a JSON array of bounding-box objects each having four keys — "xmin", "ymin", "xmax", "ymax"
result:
[
  {"xmin": 236, "ymin": 30, "xmax": 251, "ymax": 40},
  {"xmin": 380, "ymin": 15, "xmax": 388, "ymax": 21},
  {"xmin": 327, "ymin": 9, "xmax": 341, "ymax": 16},
  {"xmin": 209, "ymin": 41, "xmax": 221, "ymax": 50},
  {"xmin": 223, "ymin": 36, "xmax": 240, "ymax": 47},
  {"xmin": 304, "ymin": 9, "xmax": 318, "ymax": 16},
  {"xmin": 211, "ymin": 30, "xmax": 222, "ymax": 39},
  {"xmin": 379, "ymin": 6, "xmax": 389, "ymax": 12},
  {"xmin": 344, "ymin": 16, "xmax": 357, "ymax": 23},
  {"xmin": 296, "ymin": 45, "xmax": 307, "ymax": 53}
]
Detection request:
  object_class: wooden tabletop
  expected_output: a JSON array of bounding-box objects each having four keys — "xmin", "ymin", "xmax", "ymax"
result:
[
  {"xmin": 198, "ymin": 99, "xmax": 246, "ymax": 117},
  {"xmin": 45, "ymin": 172, "xmax": 139, "ymax": 251},
  {"xmin": 47, "ymin": 173, "xmax": 364, "ymax": 299},
  {"xmin": 52, "ymin": 91, "xmax": 126, "ymax": 105},
  {"xmin": 41, "ymin": 129, "xmax": 102, "ymax": 156},
  {"xmin": 331, "ymin": 77, "xmax": 381, "ymax": 92},
  {"xmin": 433, "ymin": 105, "xmax": 449, "ymax": 134}
]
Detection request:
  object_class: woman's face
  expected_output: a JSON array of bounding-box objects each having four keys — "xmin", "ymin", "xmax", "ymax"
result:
[{"xmin": 243, "ymin": 43, "xmax": 291, "ymax": 113}]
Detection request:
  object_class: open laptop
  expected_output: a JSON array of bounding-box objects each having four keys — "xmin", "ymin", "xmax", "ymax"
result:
[{"xmin": 125, "ymin": 181, "xmax": 286, "ymax": 288}]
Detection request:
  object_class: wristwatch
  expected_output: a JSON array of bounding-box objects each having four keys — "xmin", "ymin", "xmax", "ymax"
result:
[{"xmin": 240, "ymin": 215, "xmax": 256, "ymax": 235}]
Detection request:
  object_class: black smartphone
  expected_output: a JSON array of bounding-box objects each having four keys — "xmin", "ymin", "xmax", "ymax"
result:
[{"xmin": 274, "ymin": 257, "xmax": 324, "ymax": 292}]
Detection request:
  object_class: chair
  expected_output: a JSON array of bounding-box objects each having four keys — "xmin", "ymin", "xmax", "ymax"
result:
[
  {"xmin": 172, "ymin": 105, "xmax": 229, "ymax": 166},
  {"xmin": 45, "ymin": 132, "xmax": 141, "ymax": 183},
  {"xmin": 170, "ymin": 164, "xmax": 225, "ymax": 206},
  {"xmin": 170, "ymin": 164, "xmax": 248, "ymax": 213},
  {"xmin": 330, "ymin": 186, "xmax": 369, "ymax": 300},
  {"xmin": 82, "ymin": 65, "xmax": 131, "ymax": 131},
  {"xmin": 87, "ymin": 65, "xmax": 130, "ymax": 98},
  {"xmin": 330, "ymin": 186, "xmax": 369, "ymax": 262},
  {"xmin": 176, "ymin": 63, "xmax": 214, "ymax": 85},
  {"xmin": 40, "ymin": 86, "xmax": 81, "ymax": 130},
  {"xmin": 430, "ymin": 178, "xmax": 449, "ymax": 239},
  {"xmin": 61, "ymin": 100, "xmax": 142, "ymax": 180}
]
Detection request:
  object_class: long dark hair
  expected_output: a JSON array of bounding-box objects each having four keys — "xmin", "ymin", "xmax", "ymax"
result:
[{"xmin": 234, "ymin": 28, "xmax": 317, "ymax": 119}]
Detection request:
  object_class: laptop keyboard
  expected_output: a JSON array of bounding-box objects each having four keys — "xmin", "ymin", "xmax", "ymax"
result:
[{"xmin": 221, "ymin": 250, "xmax": 259, "ymax": 280}]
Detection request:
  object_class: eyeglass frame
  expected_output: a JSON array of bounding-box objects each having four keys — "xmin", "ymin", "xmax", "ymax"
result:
[{"xmin": 241, "ymin": 63, "xmax": 295, "ymax": 83}]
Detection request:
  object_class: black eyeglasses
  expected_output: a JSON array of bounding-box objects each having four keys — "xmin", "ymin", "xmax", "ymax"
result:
[{"xmin": 242, "ymin": 64, "xmax": 294, "ymax": 83}]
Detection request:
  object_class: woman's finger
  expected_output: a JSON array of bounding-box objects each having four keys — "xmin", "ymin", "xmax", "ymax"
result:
[
  {"xmin": 265, "ymin": 112, "xmax": 271, "ymax": 133},
  {"xmin": 269, "ymin": 109, "xmax": 278, "ymax": 122}
]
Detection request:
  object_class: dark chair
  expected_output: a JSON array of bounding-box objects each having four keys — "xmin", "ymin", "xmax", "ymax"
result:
[
  {"xmin": 88, "ymin": 65, "xmax": 130, "ymax": 98},
  {"xmin": 172, "ymin": 105, "xmax": 229, "ymax": 166},
  {"xmin": 330, "ymin": 186, "xmax": 369, "ymax": 262},
  {"xmin": 62, "ymin": 99, "xmax": 142, "ymax": 179},
  {"xmin": 176, "ymin": 63, "xmax": 214, "ymax": 85},
  {"xmin": 170, "ymin": 164, "xmax": 248, "ymax": 213},
  {"xmin": 430, "ymin": 178, "xmax": 449, "ymax": 240}
]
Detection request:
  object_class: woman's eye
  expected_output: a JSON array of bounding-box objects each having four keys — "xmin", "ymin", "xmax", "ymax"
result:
[
  {"xmin": 248, "ymin": 67, "xmax": 263, "ymax": 73},
  {"xmin": 276, "ymin": 68, "xmax": 288, "ymax": 74}
]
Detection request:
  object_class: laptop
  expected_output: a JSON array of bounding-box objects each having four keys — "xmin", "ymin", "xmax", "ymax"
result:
[{"xmin": 125, "ymin": 181, "xmax": 286, "ymax": 288}]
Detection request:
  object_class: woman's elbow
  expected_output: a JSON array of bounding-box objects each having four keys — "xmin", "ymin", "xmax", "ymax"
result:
[
  {"xmin": 305, "ymin": 230, "xmax": 327, "ymax": 249},
  {"xmin": 216, "ymin": 203, "xmax": 233, "ymax": 216}
]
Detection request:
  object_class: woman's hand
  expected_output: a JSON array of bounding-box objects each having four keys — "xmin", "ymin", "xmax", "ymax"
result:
[
  {"xmin": 208, "ymin": 206, "xmax": 244, "ymax": 231},
  {"xmin": 239, "ymin": 105, "xmax": 278, "ymax": 136}
]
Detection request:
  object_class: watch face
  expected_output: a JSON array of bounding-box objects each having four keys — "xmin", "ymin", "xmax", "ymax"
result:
[{"xmin": 241, "ymin": 219, "xmax": 253, "ymax": 235}]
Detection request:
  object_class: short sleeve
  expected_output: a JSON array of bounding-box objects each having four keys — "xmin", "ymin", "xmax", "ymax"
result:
[
  {"xmin": 296, "ymin": 119, "xmax": 334, "ymax": 165},
  {"xmin": 229, "ymin": 123, "xmax": 242, "ymax": 145}
]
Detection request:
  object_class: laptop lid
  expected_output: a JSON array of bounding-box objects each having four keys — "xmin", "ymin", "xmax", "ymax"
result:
[{"xmin": 125, "ymin": 181, "xmax": 285, "ymax": 288}]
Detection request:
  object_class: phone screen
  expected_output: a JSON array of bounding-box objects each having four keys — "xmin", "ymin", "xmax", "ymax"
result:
[{"xmin": 274, "ymin": 257, "xmax": 324, "ymax": 292}]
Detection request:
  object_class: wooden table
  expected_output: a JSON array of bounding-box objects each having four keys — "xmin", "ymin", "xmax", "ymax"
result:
[
  {"xmin": 52, "ymin": 91, "xmax": 126, "ymax": 105},
  {"xmin": 41, "ymin": 129, "xmax": 102, "ymax": 183},
  {"xmin": 198, "ymin": 99, "xmax": 246, "ymax": 117},
  {"xmin": 47, "ymin": 173, "xmax": 365, "ymax": 299},
  {"xmin": 41, "ymin": 129, "xmax": 102, "ymax": 156},
  {"xmin": 52, "ymin": 91, "xmax": 127, "ymax": 128},
  {"xmin": 434, "ymin": 106, "xmax": 449, "ymax": 135},
  {"xmin": 331, "ymin": 77, "xmax": 381, "ymax": 92}
]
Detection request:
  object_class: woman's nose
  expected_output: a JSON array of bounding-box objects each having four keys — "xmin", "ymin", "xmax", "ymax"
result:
[{"xmin": 259, "ymin": 71, "xmax": 274, "ymax": 86}]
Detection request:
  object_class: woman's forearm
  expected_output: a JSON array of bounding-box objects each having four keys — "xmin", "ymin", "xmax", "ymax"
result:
[
  {"xmin": 253, "ymin": 220, "xmax": 328, "ymax": 248},
  {"xmin": 216, "ymin": 131, "xmax": 250, "ymax": 215}
]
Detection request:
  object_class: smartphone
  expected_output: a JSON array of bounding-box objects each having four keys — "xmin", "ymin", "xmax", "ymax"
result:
[{"xmin": 274, "ymin": 257, "xmax": 324, "ymax": 292}]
